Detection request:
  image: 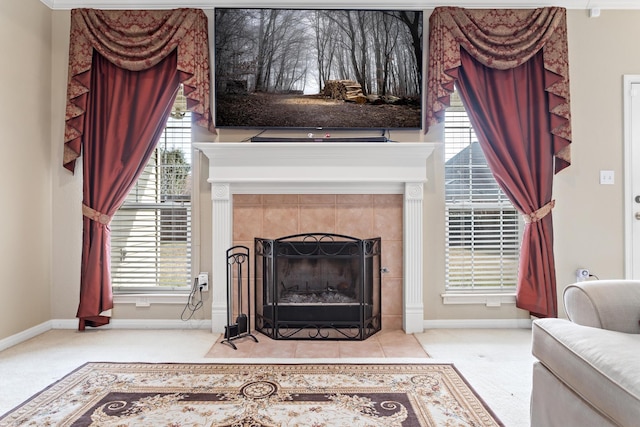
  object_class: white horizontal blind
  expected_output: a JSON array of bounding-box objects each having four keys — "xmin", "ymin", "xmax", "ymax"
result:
[
  {"xmin": 111, "ymin": 99, "xmax": 192, "ymax": 291},
  {"xmin": 445, "ymin": 91, "xmax": 521, "ymax": 291}
]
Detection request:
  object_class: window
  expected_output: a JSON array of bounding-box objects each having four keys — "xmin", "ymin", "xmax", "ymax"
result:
[
  {"xmin": 111, "ymin": 89, "xmax": 192, "ymax": 292},
  {"xmin": 444, "ymin": 90, "xmax": 521, "ymax": 291}
]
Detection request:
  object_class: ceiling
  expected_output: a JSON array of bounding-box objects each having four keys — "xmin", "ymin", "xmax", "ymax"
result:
[{"xmin": 38, "ymin": 0, "xmax": 640, "ymax": 11}]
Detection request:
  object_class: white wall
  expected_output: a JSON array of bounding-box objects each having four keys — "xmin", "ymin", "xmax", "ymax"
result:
[
  {"xmin": 0, "ymin": 0, "xmax": 52, "ymax": 339},
  {"xmin": 553, "ymin": 9, "xmax": 634, "ymax": 314}
]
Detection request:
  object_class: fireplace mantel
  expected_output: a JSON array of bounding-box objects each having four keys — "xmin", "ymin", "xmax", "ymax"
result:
[
  {"xmin": 195, "ymin": 142, "xmax": 434, "ymax": 193},
  {"xmin": 194, "ymin": 142, "xmax": 436, "ymax": 334}
]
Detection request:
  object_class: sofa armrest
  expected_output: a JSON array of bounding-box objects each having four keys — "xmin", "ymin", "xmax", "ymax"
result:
[{"xmin": 564, "ymin": 280, "xmax": 640, "ymax": 334}]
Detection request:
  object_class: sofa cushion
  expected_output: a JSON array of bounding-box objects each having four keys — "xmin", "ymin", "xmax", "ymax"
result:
[
  {"xmin": 564, "ymin": 280, "xmax": 640, "ymax": 333},
  {"xmin": 533, "ymin": 318, "xmax": 640, "ymax": 427}
]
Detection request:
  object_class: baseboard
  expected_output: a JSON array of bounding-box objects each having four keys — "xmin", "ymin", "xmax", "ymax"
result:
[
  {"xmin": 423, "ymin": 318, "xmax": 532, "ymax": 329},
  {"xmin": 0, "ymin": 319, "xmax": 212, "ymax": 352},
  {"xmin": 1, "ymin": 317, "xmax": 526, "ymax": 352},
  {"xmin": 51, "ymin": 318, "xmax": 212, "ymax": 330},
  {"xmin": 0, "ymin": 321, "xmax": 53, "ymax": 352}
]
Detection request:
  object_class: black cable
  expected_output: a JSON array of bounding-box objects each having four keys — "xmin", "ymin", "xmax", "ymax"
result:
[
  {"xmin": 244, "ymin": 129, "xmax": 266, "ymax": 142},
  {"xmin": 589, "ymin": 274, "xmax": 600, "ymax": 280},
  {"xmin": 181, "ymin": 277, "xmax": 204, "ymax": 321}
]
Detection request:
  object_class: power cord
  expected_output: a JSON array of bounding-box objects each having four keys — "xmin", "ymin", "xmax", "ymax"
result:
[
  {"xmin": 181, "ymin": 277, "xmax": 204, "ymax": 321},
  {"xmin": 244, "ymin": 129, "xmax": 266, "ymax": 142}
]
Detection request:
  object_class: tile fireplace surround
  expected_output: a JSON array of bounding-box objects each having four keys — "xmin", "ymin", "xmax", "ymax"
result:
[{"xmin": 194, "ymin": 142, "xmax": 436, "ymax": 335}]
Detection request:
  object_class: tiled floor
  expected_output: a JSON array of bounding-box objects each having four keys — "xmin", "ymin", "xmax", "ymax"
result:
[{"xmin": 205, "ymin": 329, "xmax": 430, "ymax": 358}]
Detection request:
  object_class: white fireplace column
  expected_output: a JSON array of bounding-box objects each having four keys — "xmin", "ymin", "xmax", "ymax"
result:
[
  {"xmin": 403, "ymin": 182, "xmax": 425, "ymax": 334},
  {"xmin": 210, "ymin": 183, "xmax": 233, "ymax": 332},
  {"xmin": 194, "ymin": 142, "xmax": 436, "ymax": 335}
]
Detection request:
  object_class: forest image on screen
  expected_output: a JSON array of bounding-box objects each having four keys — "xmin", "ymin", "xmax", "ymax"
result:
[{"xmin": 214, "ymin": 9, "xmax": 423, "ymax": 129}]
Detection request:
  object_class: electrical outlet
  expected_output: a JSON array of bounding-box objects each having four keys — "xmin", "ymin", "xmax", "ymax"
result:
[
  {"xmin": 576, "ymin": 268, "xmax": 590, "ymax": 282},
  {"xmin": 599, "ymin": 170, "xmax": 614, "ymax": 185},
  {"xmin": 198, "ymin": 272, "xmax": 209, "ymax": 292}
]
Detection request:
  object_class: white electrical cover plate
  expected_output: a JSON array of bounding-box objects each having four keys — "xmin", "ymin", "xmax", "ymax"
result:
[{"xmin": 600, "ymin": 170, "xmax": 614, "ymax": 185}]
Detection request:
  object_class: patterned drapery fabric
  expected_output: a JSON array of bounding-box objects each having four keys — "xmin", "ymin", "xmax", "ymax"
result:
[
  {"xmin": 76, "ymin": 50, "xmax": 181, "ymax": 330},
  {"xmin": 63, "ymin": 8, "xmax": 212, "ymax": 172},
  {"xmin": 455, "ymin": 49, "xmax": 559, "ymax": 317},
  {"xmin": 426, "ymin": 6, "xmax": 571, "ymax": 173}
]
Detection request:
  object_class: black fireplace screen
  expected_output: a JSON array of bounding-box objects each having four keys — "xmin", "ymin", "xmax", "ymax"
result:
[{"xmin": 254, "ymin": 233, "xmax": 381, "ymax": 340}]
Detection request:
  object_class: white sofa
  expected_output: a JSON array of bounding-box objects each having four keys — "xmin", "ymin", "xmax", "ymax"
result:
[{"xmin": 531, "ymin": 280, "xmax": 640, "ymax": 427}]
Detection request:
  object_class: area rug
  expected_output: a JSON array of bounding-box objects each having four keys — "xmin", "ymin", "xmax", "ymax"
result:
[{"xmin": 0, "ymin": 362, "xmax": 503, "ymax": 426}]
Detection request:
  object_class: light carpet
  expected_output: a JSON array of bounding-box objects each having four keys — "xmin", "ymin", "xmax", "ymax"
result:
[{"xmin": 0, "ymin": 362, "xmax": 503, "ymax": 426}]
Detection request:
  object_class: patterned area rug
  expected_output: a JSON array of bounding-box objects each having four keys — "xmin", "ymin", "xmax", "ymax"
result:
[{"xmin": 0, "ymin": 363, "xmax": 503, "ymax": 426}]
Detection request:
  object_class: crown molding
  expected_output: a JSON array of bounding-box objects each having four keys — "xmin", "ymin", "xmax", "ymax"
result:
[{"xmin": 38, "ymin": 0, "xmax": 640, "ymax": 11}]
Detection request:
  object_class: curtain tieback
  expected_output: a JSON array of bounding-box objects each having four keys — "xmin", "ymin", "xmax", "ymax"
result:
[
  {"xmin": 82, "ymin": 203, "xmax": 111, "ymax": 225},
  {"xmin": 523, "ymin": 200, "xmax": 555, "ymax": 224}
]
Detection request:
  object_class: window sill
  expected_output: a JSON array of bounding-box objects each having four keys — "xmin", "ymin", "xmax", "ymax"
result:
[
  {"xmin": 441, "ymin": 292, "xmax": 516, "ymax": 307},
  {"xmin": 113, "ymin": 293, "xmax": 191, "ymax": 307}
]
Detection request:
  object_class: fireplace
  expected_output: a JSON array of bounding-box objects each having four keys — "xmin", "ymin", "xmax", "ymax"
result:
[
  {"xmin": 194, "ymin": 142, "xmax": 436, "ymax": 334},
  {"xmin": 255, "ymin": 233, "xmax": 381, "ymax": 340}
]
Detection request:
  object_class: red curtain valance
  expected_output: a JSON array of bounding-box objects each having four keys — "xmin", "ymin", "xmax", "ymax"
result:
[
  {"xmin": 426, "ymin": 6, "xmax": 571, "ymax": 172},
  {"xmin": 64, "ymin": 8, "xmax": 213, "ymax": 172}
]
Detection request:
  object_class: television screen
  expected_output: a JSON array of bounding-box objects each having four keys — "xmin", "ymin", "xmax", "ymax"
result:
[{"xmin": 214, "ymin": 8, "xmax": 423, "ymax": 130}]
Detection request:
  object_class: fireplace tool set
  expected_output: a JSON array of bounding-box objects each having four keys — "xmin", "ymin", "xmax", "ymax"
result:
[{"xmin": 223, "ymin": 245, "xmax": 258, "ymax": 349}]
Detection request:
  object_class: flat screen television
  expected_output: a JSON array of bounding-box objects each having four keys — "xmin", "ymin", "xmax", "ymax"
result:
[{"xmin": 214, "ymin": 8, "xmax": 423, "ymax": 131}]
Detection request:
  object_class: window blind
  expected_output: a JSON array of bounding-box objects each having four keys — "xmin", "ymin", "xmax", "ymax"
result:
[
  {"xmin": 111, "ymin": 107, "xmax": 192, "ymax": 291},
  {"xmin": 444, "ymin": 91, "xmax": 521, "ymax": 291}
]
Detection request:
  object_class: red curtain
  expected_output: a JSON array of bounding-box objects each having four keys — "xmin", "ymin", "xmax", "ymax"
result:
[
  {"xmin": 64, "ymin": 8, "xmax": 213, "ymax": 173},
  {"xmin": 455, "ymin": 49, "xmax": 557, "ymax": 317},
  {"xmin": 63, "ymin": 9, "xmax": 213, "ymax": 329},
  {"xmin": 78, "ymin": 50, "xmax": 180, "ymax": 329},
  {"xmin": 426, "ymin": 7, "xmax": 571, "ymax": 171},
  {"xmin": 426, "ymin": 7, "xmax": 572, "ymax": 318}
]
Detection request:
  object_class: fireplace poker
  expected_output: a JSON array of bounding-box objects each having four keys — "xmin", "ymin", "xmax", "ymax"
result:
[{"xmin": 236, "ymin": 258, "xmax": 248, "ymax": 334}]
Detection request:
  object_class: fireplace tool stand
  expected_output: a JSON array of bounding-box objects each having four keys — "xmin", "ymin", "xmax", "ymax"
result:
[{"xmin": 223, "ymin": 245, "xmax": 258, "ymax": 349}]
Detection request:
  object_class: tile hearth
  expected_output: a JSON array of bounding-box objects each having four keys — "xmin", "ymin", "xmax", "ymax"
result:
[{"xmin": 206, "ymin": 329, "xmax": 429, "ymax": 358}]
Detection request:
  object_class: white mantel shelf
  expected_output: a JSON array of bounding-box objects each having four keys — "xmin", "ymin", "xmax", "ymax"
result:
[
  {"xmin": 194, "ymin": 141, "xmax": 437, "ymax": 334},
  {"xmin": 195, "ymin": 142, "xmax": 435, "ymax": 193}
]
